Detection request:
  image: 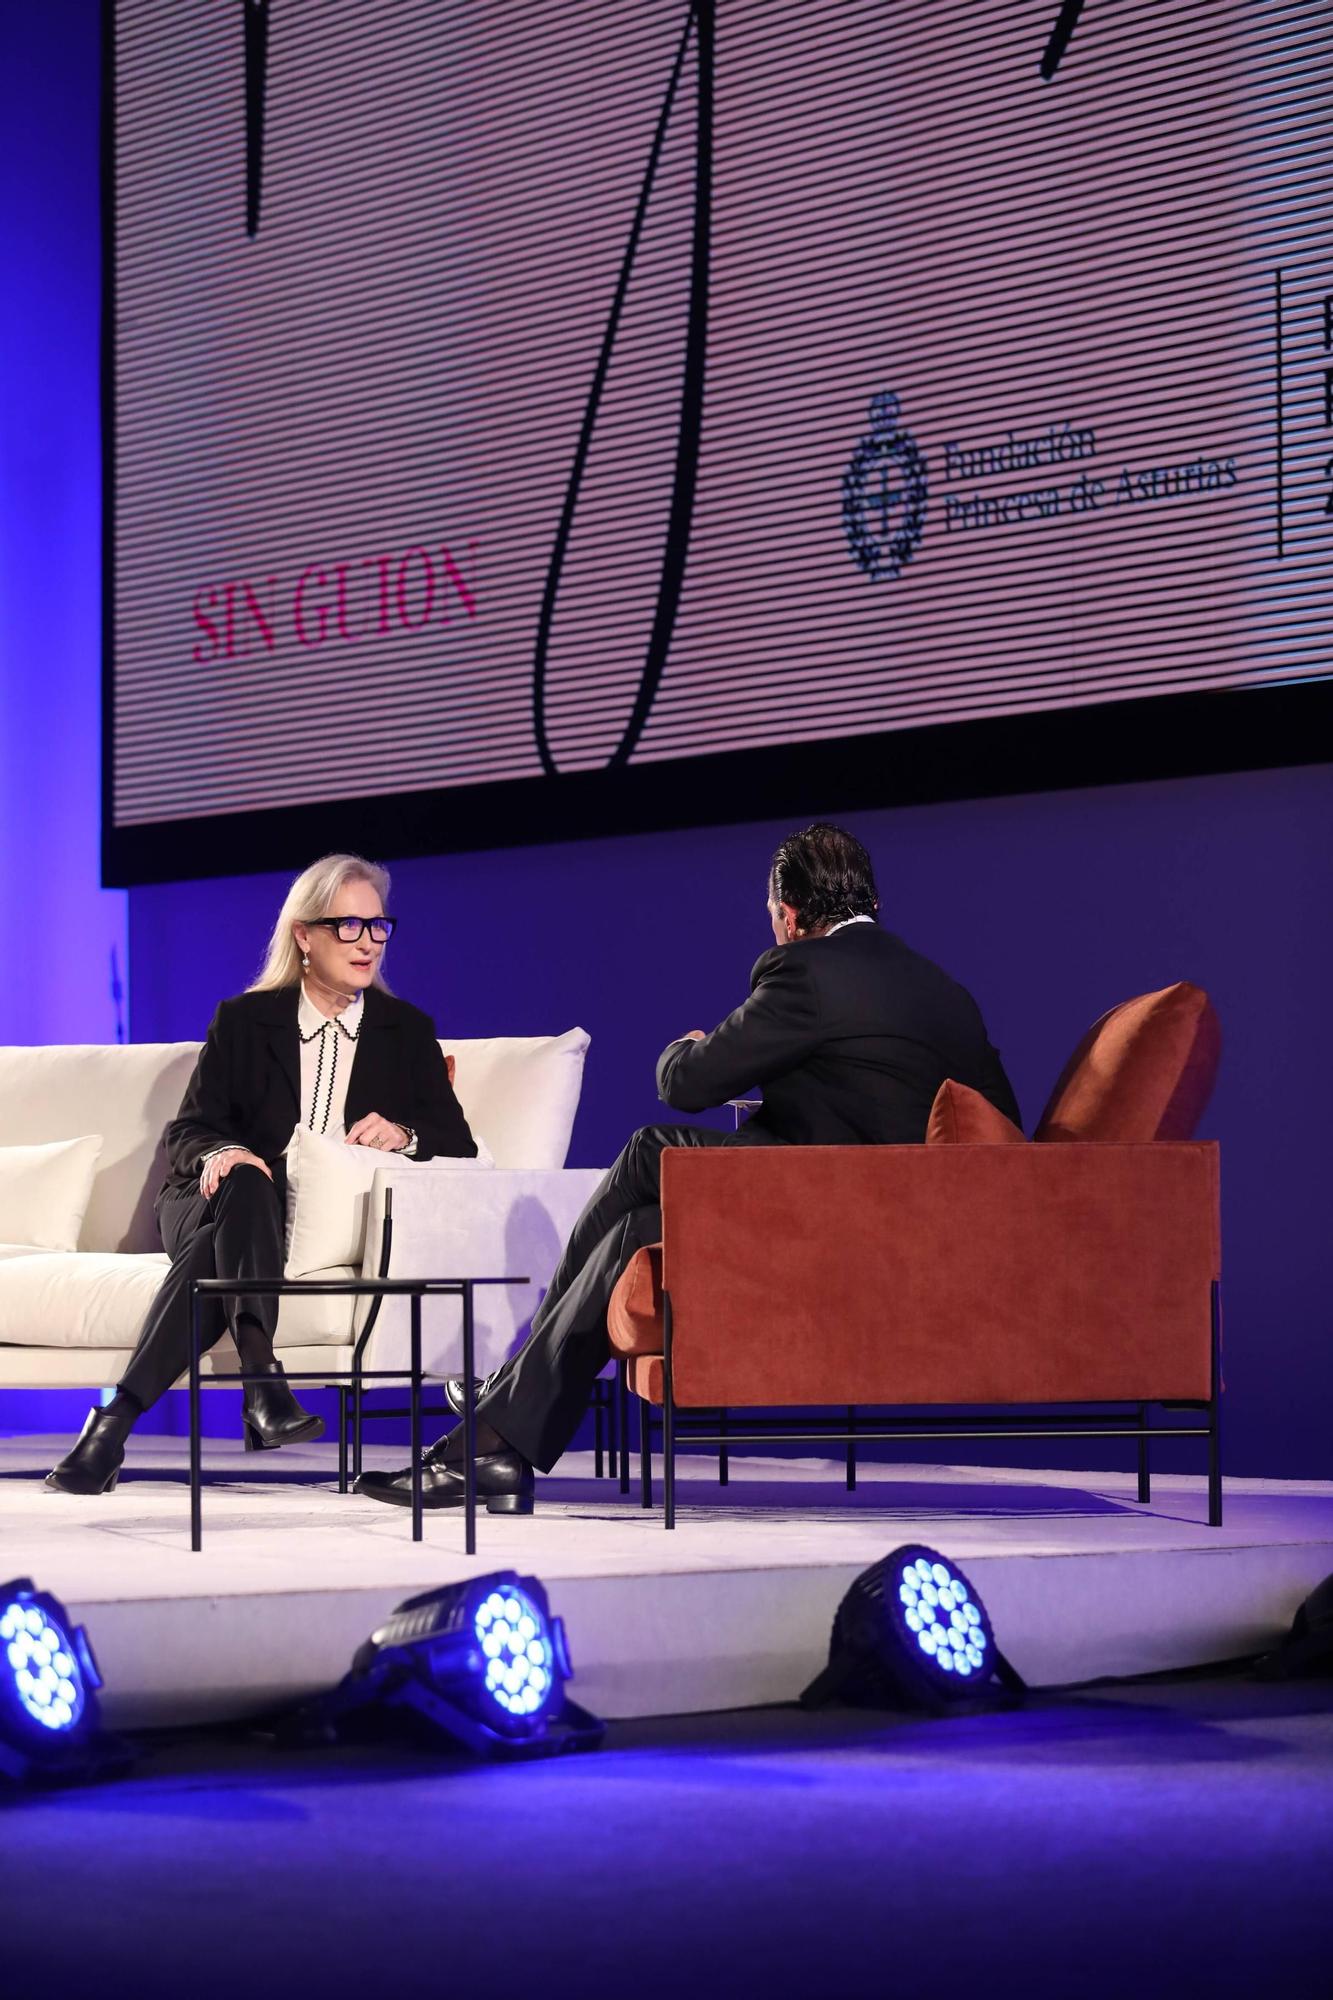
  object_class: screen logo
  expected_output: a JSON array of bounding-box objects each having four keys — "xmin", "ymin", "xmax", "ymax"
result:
[{"xmin": 842, "ymin": 391, "xmax": 929, "ymax": 581}]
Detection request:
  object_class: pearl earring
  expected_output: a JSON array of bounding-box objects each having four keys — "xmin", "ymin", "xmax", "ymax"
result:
[{"xmin": 301, "ymin": 953, "xmax": 310, "ymax": 971}]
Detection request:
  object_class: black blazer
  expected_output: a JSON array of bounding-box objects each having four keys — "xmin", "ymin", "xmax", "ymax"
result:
[
  {"xmin": 161, "ymin": 984, "xmax": 476, "ymax": 1195},
  {"xmin": 656, "ymin": 923, "xmax": 1019, "ymax": 1146}
]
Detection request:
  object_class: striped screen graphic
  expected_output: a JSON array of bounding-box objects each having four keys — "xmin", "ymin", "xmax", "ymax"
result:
[{"xmin": 111, "ymin": 1, "xmax": 1332, "ymax": 830}]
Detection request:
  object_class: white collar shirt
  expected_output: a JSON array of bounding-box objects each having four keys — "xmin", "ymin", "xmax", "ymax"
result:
[
  {"xmin": 824, "ymin": 915, "xmax": 876, "ymax": 936},
  {"xmin": 297, "ymin": 985, "xmax": 363, "ymax": 1140}
]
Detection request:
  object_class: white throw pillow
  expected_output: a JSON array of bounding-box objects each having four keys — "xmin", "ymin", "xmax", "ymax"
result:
[
  {"xmin": 285, "ymin": 1126, "xmax": 490, "ymax": 1277},
  {"xmin": 0, "ymin": 1135, "xmax": 104, "ymax": 1252},
  {"xmin": 445, "ymin": 1028, "xmax": 589, "ymax": 1168}
]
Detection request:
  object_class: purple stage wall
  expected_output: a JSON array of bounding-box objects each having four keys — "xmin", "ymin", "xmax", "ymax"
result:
[
  {"xmin": 0, "ymin": 0, "xmax": 126, "ymax": 1048},
  {"xmin": 126, "ymin": 762, "xmax": 1333, "ymax": 1479}
]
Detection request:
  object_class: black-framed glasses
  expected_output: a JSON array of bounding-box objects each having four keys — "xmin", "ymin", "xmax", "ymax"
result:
[{"xmin": 309, "ymin": 916, "xmax": 398, "ymax": 944}]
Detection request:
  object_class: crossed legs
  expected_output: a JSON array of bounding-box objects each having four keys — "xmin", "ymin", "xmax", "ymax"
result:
[
  {"xmin": 119, "ymin": 1165, "xmax": 285, "ymax": 1411},
  {"xmin": 470, "ymin": 1124, "xmax": 727, "ymax": 1473}
]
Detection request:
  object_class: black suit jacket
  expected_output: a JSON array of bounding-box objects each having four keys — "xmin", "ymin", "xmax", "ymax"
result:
[
  {"xmin": 656, "ymin": 923, "xmax": 1019, "ymax": 1145},
  {"xmin": 161, "ymin": 984, "xmax": 476, "ymax": 1195}
]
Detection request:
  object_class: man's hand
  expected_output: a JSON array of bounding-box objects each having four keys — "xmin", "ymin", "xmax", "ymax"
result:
[
  {"xmin": 200, "ymin": 1147, "xmax": 272, "ymax": 1198},
  {"xmin": 345, "ymin": 1113, "xmax": 411, "ymax": 1152}
]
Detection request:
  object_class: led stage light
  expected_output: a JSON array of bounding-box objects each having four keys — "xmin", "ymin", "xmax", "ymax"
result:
[
  {"xmin": 288, "ymin": 1571, "xmax": 604, "ymax": 1760},
  {"xmin": 0, "ymin": 1578, "xmax": 128, "ymax": 1785},
  {"xmin": 1255, "ymin": 1571, "xmax": 1333, "ymax": 1681},
  {"xmin": 802, "ymin": 1545, "xmax": 1026, "ymax": 1716}
]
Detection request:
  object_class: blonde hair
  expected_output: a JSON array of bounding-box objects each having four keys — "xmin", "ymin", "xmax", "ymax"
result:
[{"xmin": 249, "ymin": 854, "xmax": 393, "ymax": 992}]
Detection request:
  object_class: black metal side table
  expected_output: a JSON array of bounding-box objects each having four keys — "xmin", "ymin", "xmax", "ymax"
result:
[{"xmin": 189, "ymin": 1274, "xmax": 524, "ymax": 1555}]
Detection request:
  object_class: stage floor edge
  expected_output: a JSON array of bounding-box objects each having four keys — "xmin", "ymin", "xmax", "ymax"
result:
[{"xmin": 3, "ymin": 1440, "xmax": 1330, "ymax": 1727}]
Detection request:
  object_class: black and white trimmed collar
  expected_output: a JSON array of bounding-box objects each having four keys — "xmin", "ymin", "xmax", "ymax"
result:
[{"xmin": 297, "ymin": 985, "xmax": 364, "ymax": 1044}]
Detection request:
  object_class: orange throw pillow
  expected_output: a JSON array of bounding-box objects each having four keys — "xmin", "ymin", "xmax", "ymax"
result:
[
  {"xmin": 1035, "ymin": 982, "xmax": 1221, "ymax": 1143},
  {"xmin": 926, "ymin": 1079, "xmax": 1027, "ymax": 1145}
]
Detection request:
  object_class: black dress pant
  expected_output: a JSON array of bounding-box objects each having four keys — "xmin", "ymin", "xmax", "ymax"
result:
[
  {"xmin": 118, "ymin": 1165, "xmax": 285, "ymax": 1412},
  {"xmin": 478, "ymin": 1124, "xmax": 728, "ymax": 1472}
]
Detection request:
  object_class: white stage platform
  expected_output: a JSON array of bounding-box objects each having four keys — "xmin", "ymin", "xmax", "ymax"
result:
[{"xmin": 4, "ymin": 1436, "xmax": 1331, "ymax": 1727}]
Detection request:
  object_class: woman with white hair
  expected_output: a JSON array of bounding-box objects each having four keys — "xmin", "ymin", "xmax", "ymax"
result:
[{"xmin": 46, "ymin": 853, "xmax": 476, "ymax": 1494}]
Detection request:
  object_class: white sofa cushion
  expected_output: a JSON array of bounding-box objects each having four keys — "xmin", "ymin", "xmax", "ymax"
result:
[
  {"xmin": 0, "ymin": 1249, "xmax": 360, "ymax": 1352},
  {"xmin": 0, "ymin": 1339, "xmax": 371, "ymax": 1388},
  {"xmin": 446, "ymin": 1028, "xmax": 588, "ymax": 1168},
  {"xmin": 0, "ymin": 1136, "xmax": 105, "ymax": 1253},
  {"xmin": 284, "ymin": 1126, "xmax": 491, "ymax": 1277},
  {"xmin": 0, "ymin": 1042, "xmax": 200, "ymax": 1253},
  {"xmin": 268, "ymin": 1265, "xmax": 362, "ymax": 1347},
  {"xmin": 0, "ymin": 1251, "xmax": 168, "ymax": 1347}
]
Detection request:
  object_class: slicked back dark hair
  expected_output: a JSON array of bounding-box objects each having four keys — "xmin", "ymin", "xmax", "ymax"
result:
[{"xmin": 768, "ymin": 823, "xmax": 879, "ymax": 935}]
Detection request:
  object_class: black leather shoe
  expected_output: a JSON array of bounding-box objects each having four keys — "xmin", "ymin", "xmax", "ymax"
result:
[
  {"xmin": 354, "ymin": 1446, "xmax": 534, "ymax": 1513},
  {"xmin": 242, "ymin": 1364, "xmax": 325, "ymax": 1451},
  {"xmin": 441, "ymin": 1372, "xmax": 497, "ymax": 1417},
  {"xmin": 45, "ymin": 1401, "xmax": 136, "ymax": 1494}
]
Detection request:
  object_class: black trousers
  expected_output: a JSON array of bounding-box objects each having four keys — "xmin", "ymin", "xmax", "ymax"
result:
[
  {"xmin": 118, "ymin": 1165, "xmax": 284, "ymax": 1412},
  {"xmin": 478, "ymin": 1124, "xmax": 728, "ymax": 1472}
]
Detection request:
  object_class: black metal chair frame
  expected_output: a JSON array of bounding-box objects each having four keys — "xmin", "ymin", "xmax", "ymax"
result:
[
  {"xmin": 621, "ymin": 1385, "xmax": 862, "ymax": 1505},
  {"xmin": 589, "ymin": 1366, "xmax": 635, "ymax": 1489},
  {"xmin": 640, "ymin": 1281, "xmax": 1224, "ymax": 1531}
]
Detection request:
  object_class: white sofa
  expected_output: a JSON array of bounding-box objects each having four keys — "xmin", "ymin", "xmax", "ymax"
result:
[{"xmin": 0, "ymin": 1031, "xmax": 604, "ymax": 1399}]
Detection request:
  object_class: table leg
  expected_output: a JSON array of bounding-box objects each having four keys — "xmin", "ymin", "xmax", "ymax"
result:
[
  {"xmin": 410, "ymin": 1293, "xmax": 423, "ymax": 1543},
  {"xmin": 189, "ymin": 1286, "xmax": 203, "ymax": 1553},
  {"xmin": 462, "ymin": 1282, "xmax": 477, "ymax": 1557}
]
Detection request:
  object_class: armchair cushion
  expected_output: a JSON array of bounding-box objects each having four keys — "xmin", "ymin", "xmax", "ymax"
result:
[
  {"xmin": 926, "ymin": 1079, "xmax": 1026, "ymax": 1145},
  {"xmin": 1035, "ymin": 981, "xmax": 1220, "ymax": 1142},
  {"xmin": 624, "ymin": 1354, "xmax": 665, "ymax": 1404},
  {"xmin": 608, "ymin": 1243, "xmax": 665, "ymax": 1355}
]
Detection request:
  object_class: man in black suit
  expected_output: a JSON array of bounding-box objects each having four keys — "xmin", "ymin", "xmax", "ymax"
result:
[{"xmin": 357, "ymin": 823, "xmax": 1019, "ymax": 1515}]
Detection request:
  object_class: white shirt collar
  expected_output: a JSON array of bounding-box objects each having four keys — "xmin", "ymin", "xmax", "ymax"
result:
[
  {"xmin": 297, "ymin": 984, "xmax": 364, "ymax": 1042},
  {"xmin": 824, "ymin": 915, "xmax": 876, "ymax": 937}
]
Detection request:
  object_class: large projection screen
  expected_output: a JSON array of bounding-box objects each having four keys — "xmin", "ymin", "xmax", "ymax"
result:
[{"xmin": 105, "ymin": 1, "xmax": 1333, "ymax": 883}]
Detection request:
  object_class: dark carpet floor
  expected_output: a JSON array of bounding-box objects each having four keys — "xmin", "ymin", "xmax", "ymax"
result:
[{"xmin": 2, "ymin": 1670, "xmax": 1330, "ymax": 2000}]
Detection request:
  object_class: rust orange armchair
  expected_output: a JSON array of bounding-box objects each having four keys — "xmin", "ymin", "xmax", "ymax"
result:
[{"xmin": 608, "ymin": 982, "xmax": 1223, "ymax": 1527}]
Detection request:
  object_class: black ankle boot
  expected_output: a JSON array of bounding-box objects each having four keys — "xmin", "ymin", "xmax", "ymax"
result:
[
  {"xmin": 241, "ymin": 1363, "xmax": 325, "ymax": 1451},
  {"xmin": 233, "ymin": 1313, "xmax": 324, "ymax": 1451},
  {"xmin": 45, "ymin": 1396, "xmax": 138, "ymax": 1494}
]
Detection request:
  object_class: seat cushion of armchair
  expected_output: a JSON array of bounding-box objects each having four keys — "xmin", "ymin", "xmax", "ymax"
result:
[
  {"xmin": 1035, "ymin": 981, "xmax": 1221, "ymax": 1142},
  {"xmin": 624, "ymin": 1353, "xmax": 666, "ymax": 1404},
  {"xmin": 608, "ymin": 1243, "xmax": 665, "ymax": 1355}
]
